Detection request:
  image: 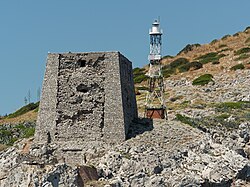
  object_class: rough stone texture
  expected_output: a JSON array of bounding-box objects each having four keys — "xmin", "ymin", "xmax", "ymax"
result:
[{"xmin": 35, "ymin": 51, "xmax": 137, "ymax": 164}]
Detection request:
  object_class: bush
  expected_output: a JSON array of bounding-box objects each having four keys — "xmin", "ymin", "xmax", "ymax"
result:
[
  {"xmin": 134, "ymin": 74, "xmax": 148, "ymax": 84},
  {"xmin": 7, "ymin": 102, "xmax": 39, "ymax": 118},
  {"xmin": 161, "ymin": 58, "xmax": 189, "ymax": 77},
  {"xmin": 136, "ymin": 86, "xmax": 149, "ymax": 91},
  {"xmin": 233, "ymin": 32, "xmax": 240, "ymax": 37},
  {"xmin": 216, "ymin": 114, "xmax": 230, "ymax": 120},
  {"xmin": 245, "ymin": 26, "xmax": 250, "ymax": 32},
  {"xmin": 169, "ymin": 58, "xmax": 189, "ymax": 68},
  {"xmin": 212, "ymin": 61, "xmax": 220, "ymax": 65},
  {"xmin": 175, "ymin": 114, "xmax": 196, "ymax": 127},
  {"xmin": 23, "ymin": 127, "xmax": 35, "ymax": 138},
  {"xmin": 219, "ymin": 48, "xmax": 231, "ymax": 53},
  {"xmin": 133, "ymin": 67, "xmax": 145, "ymax": 75},
  {"xmin": 222, "ymin": 34, "xmax": 231, "ymax": 40},
  {"xmin": 133, "ymin": 67, "xmax": 148, "ymax": 84},
  {"xmin": 177, "ymin": 44, "xmax": 200, "ymax": 55},
  {"xmin": 178, "ymin": 61, "xmax": 203, "ymax": 72},
  {"xmin": 216, "ymin": 101, "xmax": 249, "ymax": 109},
  {"xmin": 210, "ymin": 39, "xmax": 218, "ymax": 44},
  {"xmin": 219, "ymin": 44, "xmax": 227, "ymax": 48},
  {"xmin": 230, "ymin": 64, "xmax": 245, "ymax": 71},
  {"xmin": 196, "ymin": 52, "xmax": 225, "ymax": 64},
  {"xmin": 234, "ymin": 47, "xmax": 250, "ymax": 55},
  {"xmin": 0, "ymin": 123, "xmax": 35, "ymax": 145},
  {"xmin": 162, "ymin": 67, "xmax": 175, "ymax": 77},
  {"xmin": 162, "ymin": 55, "xmax": 174, "ymax": 59},
  {"xmin": 192, "ymin": 74, "xmax": 214, "ymax": 86},
  {"xmin": 235, "ymin": 54, "xmax": 250, "ymax": 61}
]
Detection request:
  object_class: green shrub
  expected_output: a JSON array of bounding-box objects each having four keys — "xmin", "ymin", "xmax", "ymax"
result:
[
  {"xmin": 0, "ymin": 124, "xmax": 36, "ymax": 145},
  {"xmin": 136, "ymin": 86, "xmax": 149, "ymax": 91},
  {"xmin": 192, "ymin": 74, "xmax": 214, "ymax": 86},
  {"xmin": 134, "ymin": 74, "xmax": 148, "ymax": 84},
  {"xmin": 216, "ymin": 114, "xmax": 230, "ymax": 120},
  {"xmin": 230, "ymin": 64, "xmax": 245, "ymax": 71},
  {"xmin": 34, "ymin": 107, "xmax": 39, "ymax": 112},
  {"xmin": 216, "ymin": 102, "xmax": 247, "ymax": 109},
  {"xmin": 210, "ymin": 39, "xmax": 218, "ymax": 44},
  {"xmin": 133, "ymin": 67, "xmax": 145, "ymax": 75},
  {"xmin": 23, "ymin": 127, "xmax": 35, "ymax": 138},
  {"xmin": 161, "ymin": 58, "xmax": 189, "ymax": 77},
  {"xmin": 133, "ymin": 67, "xmax": 148, "ymax": 84},
  {"xmin": 169, "ymin": 58, "xmax": 189, "ymax": 68},
  {"xmin": 177, "ymin": 44, "xmax": 200, "ymax": 55},
  {"xmin": 178, "ymin": 61, "xmax": 203, "ymax": 72},
  {"xmin": 212, "ymin": 61, "xmax": 220, "ymax": 65},
  {"xmin": 196, "ymin": 52, "xmax": 225, "ymax": 64},
  {"xmin": 222, "ymin": 34, "xmax": 231, "ymax": 40},
  {"xmin": 234, "ymin": 47, "xmax": 250, "ymax": 55},
  {"xmin": 175, "ymin": 114, "xmax": 196, "ymax": 127},
  {"xmin": 7, "ymin": 102, "xmax": 39, "ymax": 118},
  {"xmin": 219, "ymin": 48, "xmax": 231, "ymax": 53},
  {"xmin": 162, "ymin": 66, "xmax": 175, "ymax": 75},
  {"xmin": 162, "ymin": 55, "xmax": 174, "ymax": 59},
  {"xmin": 233, "ymin": 32, "xmax": 240, "ymax": 37},
  {"xmin": 235, "ymin": 54, "xmax": 250, "ymax": 61},
  {"xmin": 8, "ymin": 138, "xmax": 18, "ymax": 146},
  {"xmin": 219, "ymin": 44, "xmax": 227, "ymax": 48},
  {"xmin": 245, "ymin": 26, "xmax": 250, "ymax": 32}
]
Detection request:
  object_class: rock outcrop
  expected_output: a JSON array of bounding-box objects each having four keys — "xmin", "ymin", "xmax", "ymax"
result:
[{"xmin": 1, "ymin": 119, "xmax": 250, "ymax": 186}]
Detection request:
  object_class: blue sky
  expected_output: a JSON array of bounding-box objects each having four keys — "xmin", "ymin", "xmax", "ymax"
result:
[{"xmin": 0, "ymin": 0, "xmax": 249, "ymax": 115}]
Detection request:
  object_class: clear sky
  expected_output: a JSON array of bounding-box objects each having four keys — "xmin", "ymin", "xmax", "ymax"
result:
[{"xmin": 0, "ymin": 0, "xmax": 249, "ymax": 115}]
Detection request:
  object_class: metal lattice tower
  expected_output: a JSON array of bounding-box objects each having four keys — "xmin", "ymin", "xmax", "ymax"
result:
[{"xmin": 145, "ymin": 20, "xmax": 167, "ymax": 119}]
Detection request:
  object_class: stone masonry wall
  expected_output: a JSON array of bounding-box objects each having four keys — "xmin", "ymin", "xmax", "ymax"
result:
[
  {"xmin": 35, "ymin": 53, "xmax": 59, "ymax": 143},
  {"xmin": 35, "ymin": 52, "xmax": 137, "ymax": 151}
]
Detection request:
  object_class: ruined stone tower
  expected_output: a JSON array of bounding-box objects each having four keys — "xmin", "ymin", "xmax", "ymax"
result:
[{"xmin": 35, "ymin": 52, "xmax": 137, "ymax": 151}]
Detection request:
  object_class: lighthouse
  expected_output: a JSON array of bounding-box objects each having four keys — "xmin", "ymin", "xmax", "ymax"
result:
[{"xmin": 145, "ymin": 19, "xmax": 167, "ymax": 119}]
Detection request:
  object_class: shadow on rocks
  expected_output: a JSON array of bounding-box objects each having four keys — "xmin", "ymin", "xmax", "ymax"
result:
[{"xmin": 127, "ymin": 118, "xmax": 153, "ymax": 139}]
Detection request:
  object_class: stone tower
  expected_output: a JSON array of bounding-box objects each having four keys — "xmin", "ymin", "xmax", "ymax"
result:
[{"xmin": 35, "ymin": 52, "xmax": 137, "ymax": 151}]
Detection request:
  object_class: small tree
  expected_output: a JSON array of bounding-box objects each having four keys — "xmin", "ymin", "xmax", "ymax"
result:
[
  {"xmin": 37, "ymin": 87, "xmax": 41, "ymax": 101},
  {"xmin": 28, "ymin": 90, "xmax": 31, "ymax": 104},
  {"xmin": 24, "ymin": 97, "xmax": 28, "ymax": 105}
]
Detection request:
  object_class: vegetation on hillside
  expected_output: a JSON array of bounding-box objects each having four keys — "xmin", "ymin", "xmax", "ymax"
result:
[
  {"xmin": 230, "ymin": 64, "xmax": 245, "ymax": 71},
  {"xmin": 162, "ymin": 58, "xmax": 202, "ymax": 77},
  {"xmin": 177, "ymin": 44, "xmax": 201, "ymax": 55},
  {"xmin": 222, "ymin": 34, "xmax": 231, "ymax": 40},
  {"xmin": 178, "ymin": 61, "xmax": 203, "ymax": 73},
  {"xmin": 5, "ymin": 102, "xmax": 39, "ymax": 119},
  {"xmin": 234, "ymin": 47, "xmax": 250, "ymax": 55},
  {"xmin": 192, "ymin": 74, "xmax": 214, "ymax": 86},
  {"xmin": 133, "ymin": 67, "xmax": 148, "ymax": 84},
  {"xmin": 195, "ymin": 52, "xmax": 226, "ymax": 64},
  {"xmin": 0, "ymin": 123, "xmax": 35, "ymax": 146}
]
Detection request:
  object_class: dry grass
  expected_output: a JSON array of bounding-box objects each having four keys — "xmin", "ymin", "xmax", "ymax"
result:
[
  {"xmin": 0, "ymin": 110, "xmax": 38, "ymax": 125},
  {"xmin": 0, "ymin": 144, "xmax": 8, "ymax": 152},
  {"xmin": 157, "ymin": 30, "xmax": 250, "ymax": 81}
]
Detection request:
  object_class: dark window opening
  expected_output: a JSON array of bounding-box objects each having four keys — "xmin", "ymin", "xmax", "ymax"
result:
[
  {"xmin": 78, "ymin": 59, "xmax": 86, "ymax": 67},
  {"xmin": 76, "ymin": 84, "xmax": 90, "ymax": 93}
]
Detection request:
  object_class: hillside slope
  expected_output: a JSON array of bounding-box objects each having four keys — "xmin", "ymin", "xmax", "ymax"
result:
[
  {"xmin": 134, "ymin": 26, "xmax": 250, "ymax": 86},
  {"xmin": 161, "ymin": 26, "xmax": 250, "ymax": 80},
  {"xmin": 0, "ymin": 103, "xmax": 38, "ymax": 148}
]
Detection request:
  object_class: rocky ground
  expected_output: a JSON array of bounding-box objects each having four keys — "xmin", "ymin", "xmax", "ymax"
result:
[{"xmin": 1, "ymin": 118, "xmax": 250, "ymax": 186}]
